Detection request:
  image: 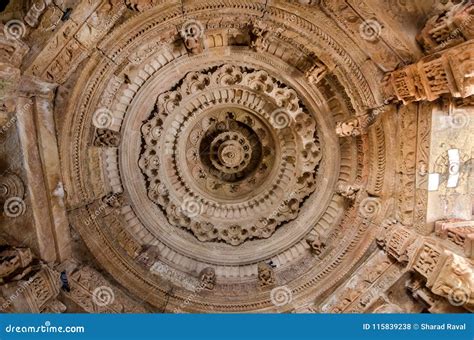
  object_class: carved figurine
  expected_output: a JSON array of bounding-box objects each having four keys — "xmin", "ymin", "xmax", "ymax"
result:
[
  {"xmin": 336, "ymin": 181, "xmax": 360, "ymax": 201},
  {"xmin": 257, "ymin": 262, "xmax": 275, "ymax": 288},
  {"xmin": 305, "ymin": 234, "xmax": 326, "ymax": 256},
  {"xmin": 199, "ymin": 267, "xmax": 216, "ymax": 290}
]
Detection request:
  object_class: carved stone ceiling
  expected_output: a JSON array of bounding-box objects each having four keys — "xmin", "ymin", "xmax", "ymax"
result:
[{"xmin": 1, "ymin": 0, "xmax": 471, "ymax": 313}]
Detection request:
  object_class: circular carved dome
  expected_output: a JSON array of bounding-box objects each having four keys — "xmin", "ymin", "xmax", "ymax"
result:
[
  {"xmin": 137, "ymin": 64, "xmax": 321, "ymax": 245},
  {"xmin": 60, "ymin": 1, "xmax": 395, "ymax": 312}
]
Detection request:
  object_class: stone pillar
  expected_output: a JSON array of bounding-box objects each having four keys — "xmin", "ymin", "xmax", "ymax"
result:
[
  {"xmin": 16, "ymin": 75, "xmax": 71, "ymax": 263},
  {"xmin": 383, "ymin": 40, "xmax": 474, "ymax": 104},
  {"xmin": 377, "ymin": 222, "xmax": 474, "ymax": 312}
]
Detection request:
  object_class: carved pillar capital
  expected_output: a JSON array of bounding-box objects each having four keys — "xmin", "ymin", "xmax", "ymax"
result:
[
  {"xmin": 377, "ymin": 221, "xmax": 474, "ymax": 311},
  {"xmin": 383, "ymin": 40, "xmax": 474, "ymax": 104},
  {"xmin": 417, "ymin": 2, "xmax": 474, "ymax": 54},
  {"xmin": 17, "ymin": 75, "xmax": 57, "ymax": 100}
]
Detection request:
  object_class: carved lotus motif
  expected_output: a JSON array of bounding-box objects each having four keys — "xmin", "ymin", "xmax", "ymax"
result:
[{"xmin": 138, "ymin": 65, "xmax": 321, "ymax": 245}]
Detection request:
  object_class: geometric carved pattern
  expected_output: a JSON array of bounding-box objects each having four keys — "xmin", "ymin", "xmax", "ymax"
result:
[{"xmin": 139, "ymin": 64, "xmax": 320, "ymax": 245}]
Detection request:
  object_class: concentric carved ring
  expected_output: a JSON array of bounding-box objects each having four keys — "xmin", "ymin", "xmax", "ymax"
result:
[{"xmin": 138, "ymin": 64, "xmax": 322, "ymax": 245}]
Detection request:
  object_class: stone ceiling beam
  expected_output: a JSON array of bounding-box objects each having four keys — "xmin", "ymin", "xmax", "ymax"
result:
[{"xmin": 16, "ymin": 75, "xmax": 71, "ymax": 263}]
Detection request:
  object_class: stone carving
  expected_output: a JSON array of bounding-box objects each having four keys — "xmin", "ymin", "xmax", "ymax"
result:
[
  {"xmin": 181, "ymin": 20, "xmax": 204, "ymax": 54},
  {"xmin": 413, "ymin": 243, "xmax": 442, "ymax": 278},
  {"xmin": 138, "ymin": 64, "xmax": 320, "ymax": 245},
  {"xmin": 0, "ymin": 25, "xmax": 29, "ymax": 67},
  {"xmin": 199, "ymin": 267, "xmax": 216, "ymax": 290},
  {"xmin": 136, "ymin": 245, "xmax": 160, "ymax": 269},
  {"xmin": 250, "ymin": 22, "xmax": 272, "ymax": 53},
  {"xmin": 24, "ymin": 0, "xmax": 53, "ymax": 27},
  {"xmin": 435, "ymin": 219, "xmax": 474, "ymax": 258},
  {"xmin": 125, "ymin": 0, "xmax": 158, "ymax": 12},
  {"xmin": 0, "ymin": 246, "xmax": 33, "ymax": 280},
  {"xmin": 0, "ymin": 244, "xmax": 62, "ymax": 313},
  {"xmin": 94, "ymin": 129, "xmax": 121, "ymax": 147},
  {"xmin": 53, "ymin": 1, "xmax": 399, "ymax": 312},
  {"xmin": 377, "ymin": 222, "xmax": 418, "ymax": 264},
  {"xmin": 305, "ymin": 59, "xmax": 328, "ymax": 85},
  {"xmin": 430, "ymin": 252, "xmax": 474, "ymax": 311},
  {"xmin": 322, "ymin": 252, "xmax": 394, "ymax": 313},
  {"xmin": 0, "ymin": 173, "xmax": 25, "ymax": 204},
  {"xmin": 306, "ymin": 234, "xmax": 326, "ymax": 256},
  {"xmin": 417, "ymin": 2, "xmax": 474, "ymax": 53},
  {"xmin": 335, "ymin": 113, "xmax": 375, "ymax": 137},
  {"xmin": 336, "ymin": 181, "xmax": 360, "ymax": 201},
  {"xmin": 25, "ymin": 265, "xmax": 61, "ymax": 312},
  {"xmin": 257, "ymin": 262, "xmax": 275, "ymax": 288},
  {"xmin": 383, "ymin": 40, "xmax": 474, "ymax": 103},
  {"xmin": 63, "ymin": 263, "xmax": 146, "ymax": 313}
]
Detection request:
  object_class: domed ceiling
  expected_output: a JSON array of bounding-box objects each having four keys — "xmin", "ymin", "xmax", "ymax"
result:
[
  {"xmin": 0, "ymin": 0, "xmax": 473, "ymax": 314},
  {"xmin": 59, "ymin": 0, "xmax": 398, "ymax": 312}
]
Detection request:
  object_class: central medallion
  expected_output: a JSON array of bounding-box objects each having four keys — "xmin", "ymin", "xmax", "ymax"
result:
[
  {"xmin": 201, "ymin": 114, "xmax": 260, "ymax": 180},
  {"xmin": 138, "ymin": 64, "xmax": 321, "ymax": 245},
  {"xmin": 188, "ymin": 109, "xmax": 274, "ymax": 200}
]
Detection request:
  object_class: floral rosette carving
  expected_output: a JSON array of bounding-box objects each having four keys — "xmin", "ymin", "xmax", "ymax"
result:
[{"xmin": 139, "ymin": 64, "xmax": 321, "ymax": 245}]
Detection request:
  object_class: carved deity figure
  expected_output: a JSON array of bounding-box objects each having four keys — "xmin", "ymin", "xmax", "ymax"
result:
[
  {"xmin": 136, "ymin": 245, "xmax": 160, "ymax": 269},
  {"xmin": 199, "ymin": 267, "xmax": 216, "ymax": 290},
  {"xmin": 335, "ymin": 117, "xmax": 362, "ymax": 137},
  {"xmin": 250, "ymin": 23, "xmax": 271, "ymax": 53},
  {"xmin": 336, "ymin": 181, "xmax": 360, "ymax": 201},
  {"xmin": 257, "ymin": 262, "xmax": 275, "ymax": 288},
  {"xmin": 306, "ymin": 234, "xmax": 325, "ymax": 256},
  {"xmin": 335, "ymin": 114, "xmax": 375, "ymax": 137}
]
